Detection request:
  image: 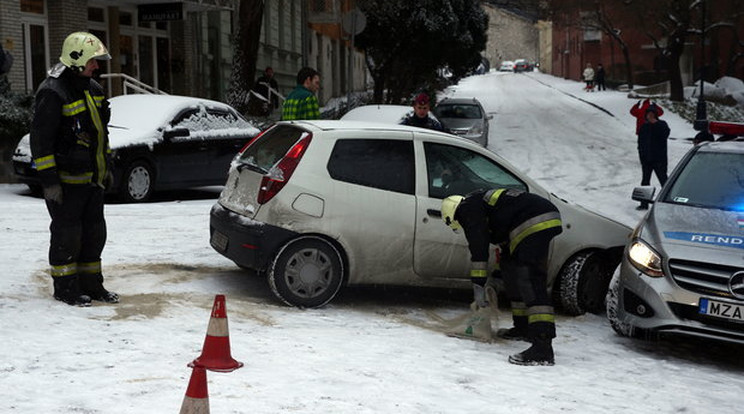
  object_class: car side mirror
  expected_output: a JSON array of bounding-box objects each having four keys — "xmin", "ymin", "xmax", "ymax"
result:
[
  {"xmin": 486, "ymin": 114, "xmax": 494, "ymax": 120},
  {"xmin": 164, "ymin": 127, "xmax": 190, "ymax": 140},
  {"xmin": 631, "ymin": 186, "xmax": 656, "ymax": 203}
]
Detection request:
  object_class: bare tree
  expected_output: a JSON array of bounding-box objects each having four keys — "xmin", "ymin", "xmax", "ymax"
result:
[{"xmin": 226, "ymin": 0, "xmax": 265, "ymax": 114}]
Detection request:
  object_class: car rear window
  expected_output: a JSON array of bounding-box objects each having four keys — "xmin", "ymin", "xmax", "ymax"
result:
[
  {"xmin": 664, "ymin": 151, "xmax": 744, "ymax": 211},
  {"xmin": 238, "ymin": 124, "xmax": 308, "ymax": 172},
  {"xmin": 327, "ymin": 139, "xmax": 414, "ymax": 194}
]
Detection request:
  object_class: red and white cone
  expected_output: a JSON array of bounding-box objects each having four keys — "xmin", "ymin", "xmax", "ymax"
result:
[
  {"xmin": 179, "ymin": 367, "xmax": 209, "ymax": 414},
  {"xmin": 190, "ymin": 294, "xmax": 243, "ymax": 373}
]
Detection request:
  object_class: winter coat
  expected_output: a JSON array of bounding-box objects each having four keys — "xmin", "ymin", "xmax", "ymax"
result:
[
  {"xmin": 400, "ymin": 113, "xmax": 445, "ymax": 132},
  {"xmin": 30, "ymin": 64, "xmax": 111, "ymax": 187},
  {"xmin": 630, "ymin": 99, "xmax": 664, "ymax": 134},
  {"xmin": 637, "ymin": 119, "xmax": 670, "ymax": 164},
  {"xmin": 281, "ymin": 85, "xmax": 320, "ymax": 120},
  {"xmin": 455, "ymin": 188, "xmax": 562, "ymax": 271},
  {"xmin": 583, "ymin": 67, "xmax": 595, "ymax": 81}
]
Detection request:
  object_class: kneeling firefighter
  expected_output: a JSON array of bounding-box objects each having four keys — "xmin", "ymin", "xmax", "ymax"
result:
[
  {"xmin": 31, "ymin": 32, "xmax": 119, "ymax": 306},
  {"xmin": 441, "ymin": 188, "xmax": 562, "ymax": 366}
]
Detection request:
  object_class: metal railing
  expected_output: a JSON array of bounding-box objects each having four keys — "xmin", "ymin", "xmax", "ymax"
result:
[{"xmin": 100, "ymin": 73, "xmax": 168, "ymax": 95}]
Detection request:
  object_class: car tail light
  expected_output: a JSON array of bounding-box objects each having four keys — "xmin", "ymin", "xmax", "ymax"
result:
[{"xmin": 257, "ymin": 133, "xmax": 312, "ymax": 204}]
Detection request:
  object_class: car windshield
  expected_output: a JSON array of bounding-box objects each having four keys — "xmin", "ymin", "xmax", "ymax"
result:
[
  {"xmin": 664, "ymin": 151, "xmax": 744, "ymax": 211},
  {"xmin": 434, "ymin": 104, "xmax": 482, "ymax": 119}
]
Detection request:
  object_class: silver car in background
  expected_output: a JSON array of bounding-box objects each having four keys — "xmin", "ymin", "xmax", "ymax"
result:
[
  {"xmin": 608, "ymin": 141, "xmax": 744, "ymax": 344},
  {"xmin": 433, "ymin": 97, "xmax": 492, "ymax": 147}
]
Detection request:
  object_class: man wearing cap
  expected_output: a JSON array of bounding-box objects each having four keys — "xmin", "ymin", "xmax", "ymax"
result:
[
  {"xmin": 636, "ymin": 105, "xmax": 670, "ymax": 210},
  {"xmin": 31, "ymin": 32, "xmax": 119, "ymax": 306},
  {"xmin": 401, "ymin": 93, "xmax": 445, "ymax": 131}
]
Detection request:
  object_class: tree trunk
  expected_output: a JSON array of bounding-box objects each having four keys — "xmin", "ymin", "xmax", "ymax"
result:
[
  {"xmin": 620, "ymin": 42, "xmax": 634, "ymax": 89},
  {"xmin": 227, "ymin": 0, "xmax": 264, "ymax": 113}
]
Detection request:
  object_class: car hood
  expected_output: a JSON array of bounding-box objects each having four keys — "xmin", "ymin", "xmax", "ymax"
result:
[
  {"xmin": 439, "ymin": 118, "xmax": 483, "ymax": 131},
  {"xmin": 643, "ymin": 202, "xmax": 744, "ymax": 254}
]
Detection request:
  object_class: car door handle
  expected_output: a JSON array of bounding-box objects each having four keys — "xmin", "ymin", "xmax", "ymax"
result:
[{"xmin": 427, "ymin": 209, "xmax": 442, "ymax": 218}]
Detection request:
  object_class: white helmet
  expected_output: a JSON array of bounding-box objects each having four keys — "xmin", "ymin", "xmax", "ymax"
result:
[
  {"xmin": 441, "ymin": 195, "xmax": 464, "ymax": 230},
  {"xmin": 59, "ymin": 32, "xmax": 110, "ymax": 71}
]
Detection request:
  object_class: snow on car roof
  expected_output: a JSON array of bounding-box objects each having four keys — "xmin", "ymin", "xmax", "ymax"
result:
[
  {"xmin": 340, "ymin": 104, "xmax": 416, "ymax": 124},
  {"xmin": 107, "ymin": 94, "xmax": 259, "ymax": 148}
]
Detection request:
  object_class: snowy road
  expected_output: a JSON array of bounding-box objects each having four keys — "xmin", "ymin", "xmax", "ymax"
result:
[{"xmin": 1, "ymin": 72, "xmax": 743, "ymax": 413}]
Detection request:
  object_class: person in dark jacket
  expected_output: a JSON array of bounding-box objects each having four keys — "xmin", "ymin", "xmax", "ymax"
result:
[
  {"xmin": 252, "ymin": 66, "xmax": 279, "ymax": 116},
  {"xmin": 441, "ymin": 189, "xmax": 563, "ymax": 366},
  {"xmin": 30, "ymin": 32, "xmax": 119, "ymax": 306},
  {"xmin": 595, "ymin": 63, "xmax": 606, "ymax": 91},
  {"xmin": 636, "ymin": 105, "xmax": 670, "ymax": 210},
  {"xmin": 401, "ymin": 93, "xmax": 445, "ymax": 132}
]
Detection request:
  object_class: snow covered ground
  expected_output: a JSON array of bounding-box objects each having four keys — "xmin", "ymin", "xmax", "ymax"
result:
[{"xmin": 1, "ymin": 72, "xmax": 743, "ymax": 413}]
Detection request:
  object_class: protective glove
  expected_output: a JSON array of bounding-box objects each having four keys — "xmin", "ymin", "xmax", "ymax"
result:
[
  {"xmin": 472, "ymin": 283, "xmax": 488, "ymax": 309},
  {"xmin": 43, "ymin": 184, "xmax": 63, "ymax": 204},
  {"xmin": 102, "ymin": 170, "xmax": 114, "ymax": 190}
]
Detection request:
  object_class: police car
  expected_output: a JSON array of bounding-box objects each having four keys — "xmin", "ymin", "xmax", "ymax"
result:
[{"xmin": 608, "ymin": 140, "xmax": 744, "ymax": 344}]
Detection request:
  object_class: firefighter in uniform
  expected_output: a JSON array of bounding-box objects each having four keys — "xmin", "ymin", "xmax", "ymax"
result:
[
  {"xmin": 31, "ymin": 32, "xmax": 119, "ymax": 306},
  {"xmin": 441, "ymin": 189, "xmax": 562, "ymax": 365}
]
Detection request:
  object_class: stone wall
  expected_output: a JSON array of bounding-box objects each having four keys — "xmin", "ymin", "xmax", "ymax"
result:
[{"xmin": 483, "ymin": 5, "xmax": 539, "ymax": 66}]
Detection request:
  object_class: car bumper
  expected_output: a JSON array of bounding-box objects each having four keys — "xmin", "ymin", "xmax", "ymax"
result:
[
  {"xmin": 12, "ymin": 160, "xmax": 40, "ymax": 186},
  {"xmin": 209, "ymin": 203, "xmax": 298, "ymax": 271},
  {"xmin": 615, "ymin": 257, "xmax": 744, "ymax": 344}
]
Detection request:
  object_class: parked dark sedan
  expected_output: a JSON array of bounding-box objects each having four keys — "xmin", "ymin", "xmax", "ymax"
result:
[{"xmin": 12, "ymin": 94, "xmax": 260, "ymax": 202}]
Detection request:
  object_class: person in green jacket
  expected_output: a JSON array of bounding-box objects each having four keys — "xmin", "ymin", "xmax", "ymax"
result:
[{"xmin": 281, "ymin": 67, "xmax": 321, "ymax": 120}]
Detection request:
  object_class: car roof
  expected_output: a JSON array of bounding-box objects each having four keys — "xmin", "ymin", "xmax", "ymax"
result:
[
  {"xmin": 696, "ymin": 140, "xmax": 744, "ymax": 154},
  {"xmin": 109, "ymin": 94, "xmax": 242, "ymax": 130},
  {"xmin": 436, "ymin": 97, "xmax": 482, "ymax": 106},
  {"xmin": 279, "ymin": 119, "xmax": 462, "ymax": 139}
]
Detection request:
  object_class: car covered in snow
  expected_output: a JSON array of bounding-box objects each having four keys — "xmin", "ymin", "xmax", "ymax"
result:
[
  {"xmin": 433, "ymin": 97, "xmax": 491, "ymax": 147},
  {"xmin": 12, "ymin": 94, "xmax": 259, "ymax": 202},
  {"xmin": 608, "ymin": 141, "xmax": 744, "ymax": 344},
  {"xmin": 209, "ymin": 120, "xmax": 631, "ymax": 311}
]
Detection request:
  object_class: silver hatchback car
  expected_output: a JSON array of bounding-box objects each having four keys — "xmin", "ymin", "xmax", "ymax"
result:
[{"xmin": 608, "ymin": 141, "xmax": 744, "ymax": 344}]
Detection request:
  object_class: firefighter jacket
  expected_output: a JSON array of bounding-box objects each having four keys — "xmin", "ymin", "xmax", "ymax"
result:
[
  {"xmin": 30, "ymin": 64, "xmax": 111, "ymax": 188},
  {"xmin": 455, "ymin": 188, "xmax": 563, "ymax": 284}
]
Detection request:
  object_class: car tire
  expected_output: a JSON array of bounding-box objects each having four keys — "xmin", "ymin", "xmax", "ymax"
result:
[
  {"xmin": 555, "ymin": 250, "xmax": 613, "ymax": 316},
  {"xmin": 121, "ymin": 160, "xmax": 154, "ymax": 202},
  {"xmin": 268, "ymin": 236, "xmax": 344, "ymax": 308}
]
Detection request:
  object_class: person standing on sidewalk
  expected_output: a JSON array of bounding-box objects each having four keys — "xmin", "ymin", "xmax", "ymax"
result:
[
  {"xmin": 636, "ymin": 105, "xmax": 670, "ymax": 210},
  {"xmin": 281, "ymin": 67, "xmax": 321, "ymax": 121},
  {"xmin": 595, "ymin": 63, "xmax": 606, "ymax": 91},
  {"xmin": 30, "ymin": 32, "xmax": 119, "ymax": 306}
]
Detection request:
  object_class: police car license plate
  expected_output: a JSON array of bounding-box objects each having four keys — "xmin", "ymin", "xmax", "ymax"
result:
[
  {"xmin": 698, "ymin": 298, "xmax": 744, "ymax": 321},
  {"xmin": 210, "ymin": 231, "xmax": 228, "ymax": 252}
]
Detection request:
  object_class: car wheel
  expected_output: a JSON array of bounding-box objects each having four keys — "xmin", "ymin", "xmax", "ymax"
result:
[
  {"xmin": 555, "ymin": 250, "xmax": 613, "ymax": 315},
  {"xmin": 121, "ymin": 160, "xmax": 154, "ymax": 202},
  {"xmin": 268, "ymin": 236, "xmax": 344, "ymax": 308}
]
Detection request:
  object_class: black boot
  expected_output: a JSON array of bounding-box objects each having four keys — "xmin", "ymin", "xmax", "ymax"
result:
[
  {"xmin": 508, "ymin": 338, "xmax": 554, "ymax": 366},
  {"xmin": 496, "ymin": 326, "xmax": 529, "ymax": 341},
  {"xmin": 53, "ymin": 275, "xmax": 92, "ymax": 307},
  {"xmin": 80, "ymin": 274, "xmax": 119, "ymax": 303}
]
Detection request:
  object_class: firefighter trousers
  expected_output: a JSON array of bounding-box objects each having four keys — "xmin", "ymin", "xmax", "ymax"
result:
[{"xmin": 45, "ymin": 184, "xmax": 106, "ymax": 279}]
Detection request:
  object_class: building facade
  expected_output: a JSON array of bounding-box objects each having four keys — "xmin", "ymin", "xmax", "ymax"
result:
[
  {"xmin": 0, "ymin": 0, "xmax": 367, "ymax": 105},
  {"xmin": 483, "ymin": 4, "xmax": 539, "ymax": 67}
]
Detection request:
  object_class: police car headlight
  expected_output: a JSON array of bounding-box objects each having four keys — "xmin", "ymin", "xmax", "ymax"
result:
[{"xmin": 627, "ymin": 239, "xmax": 663, "ymax": 277}]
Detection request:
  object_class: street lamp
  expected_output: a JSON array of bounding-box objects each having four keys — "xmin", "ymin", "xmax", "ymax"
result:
[{"xmin": 693, "ymin": 0, "xmax": 708, "ymax": 131}]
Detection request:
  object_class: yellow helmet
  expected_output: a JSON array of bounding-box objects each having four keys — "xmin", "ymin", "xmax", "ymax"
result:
[
  {"xmin": 441, "ymin": 195, "xmax": 464, "ymax": 230},
  {"xmin": 59, "ymin": 32, "xmax": 111, "ymax": 71}
]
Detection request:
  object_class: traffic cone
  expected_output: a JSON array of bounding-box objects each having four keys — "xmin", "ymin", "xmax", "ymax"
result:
[
  {"xmin": 189, "ymin": 294, "xmax": 243, "ymax": 372},
  {"xmin": 179, "ymin": 367, "xmax": 209, "ymax": 414}
]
